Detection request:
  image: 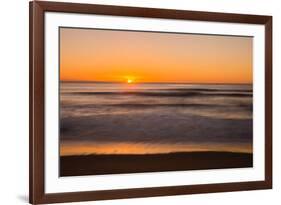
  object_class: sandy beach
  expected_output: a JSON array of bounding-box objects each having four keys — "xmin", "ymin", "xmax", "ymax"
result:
[{"xmin": 60, "ymin": 151, "xmax": 253, "ymax": 176}]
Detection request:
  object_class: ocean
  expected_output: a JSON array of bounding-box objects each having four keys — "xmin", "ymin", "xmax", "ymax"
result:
[{"xmin": 59, "ymin": 82, "xmax": 253, "ymax": 156}]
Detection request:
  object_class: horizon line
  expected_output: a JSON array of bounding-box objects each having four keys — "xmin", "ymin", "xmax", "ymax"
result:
[{"xmin": 60, "ymin": 80, "xmax": 253, "ymax": 85}]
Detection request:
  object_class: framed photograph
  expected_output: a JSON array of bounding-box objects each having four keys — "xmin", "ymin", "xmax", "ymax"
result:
[{"xmin": 29, "ymin": 1, "xmax": 272, "ymax": 204}]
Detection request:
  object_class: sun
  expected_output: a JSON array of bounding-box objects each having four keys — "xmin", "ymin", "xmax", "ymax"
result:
[
  {"xmin": 124, "ymin": 76, "xmax": 136, "ymax": 84},
  {"xmin": 127, "ymin": 79, "xmax": 133, "ymax": 84}
]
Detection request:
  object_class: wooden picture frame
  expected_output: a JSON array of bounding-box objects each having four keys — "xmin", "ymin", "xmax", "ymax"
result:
[{"xmin": 29, "ymin": 1, "xmax": 272, "ymax": 204}]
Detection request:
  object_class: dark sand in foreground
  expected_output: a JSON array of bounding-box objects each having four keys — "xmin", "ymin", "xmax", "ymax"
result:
[{"xmin": 60, "ymin": 151, "xmax": 253, "ymax": 176}]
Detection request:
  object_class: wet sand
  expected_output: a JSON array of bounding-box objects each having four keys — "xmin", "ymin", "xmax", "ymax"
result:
[{"xmin": 60, "ymin": 151, "xmax": 253, "ymax": 176}]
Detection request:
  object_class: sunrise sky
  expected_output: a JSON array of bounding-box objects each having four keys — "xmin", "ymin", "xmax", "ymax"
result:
[{"xmin": 60, "ymin": 27, "xmax": 253, "ymax": 84}]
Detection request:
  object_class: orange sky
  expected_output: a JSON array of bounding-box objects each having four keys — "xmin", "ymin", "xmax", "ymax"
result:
[{"xmin": 60, "ymin": 28, "xmax": 253, "ymax": 84}]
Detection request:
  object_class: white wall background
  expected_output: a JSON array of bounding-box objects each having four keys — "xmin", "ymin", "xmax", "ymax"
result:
[{"xmin": 0, "ymin": 0, "xmax": 279, "ymax": 204}]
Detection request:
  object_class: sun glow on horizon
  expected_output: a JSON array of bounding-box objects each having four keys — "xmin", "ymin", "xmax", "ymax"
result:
[
  {"xmin": 127, "ymin": 79, "xmax": 134, "ymax": 84},
  {"xmin": 125, "ymin": 76, "xmax": 136, "ymax": 84}
]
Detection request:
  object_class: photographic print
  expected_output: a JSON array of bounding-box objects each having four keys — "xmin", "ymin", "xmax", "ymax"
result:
[
  {"xmin": 30, "ymin": 2, "xmax": 272, "ymax": 203},
  {"xmin": 59, "ymin": 28, "xmax": 253, "ymax": 177}
]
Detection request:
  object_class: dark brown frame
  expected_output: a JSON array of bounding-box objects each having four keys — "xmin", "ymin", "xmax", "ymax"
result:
[{"xmin": 29, "ymin": 1, "xmax": 272, "ymax": 204}]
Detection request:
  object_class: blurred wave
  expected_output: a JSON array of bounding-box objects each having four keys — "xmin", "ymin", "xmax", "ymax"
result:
[{"xmin": 60, "ymin": 82, "xmax": 253, "ymax": 155}]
